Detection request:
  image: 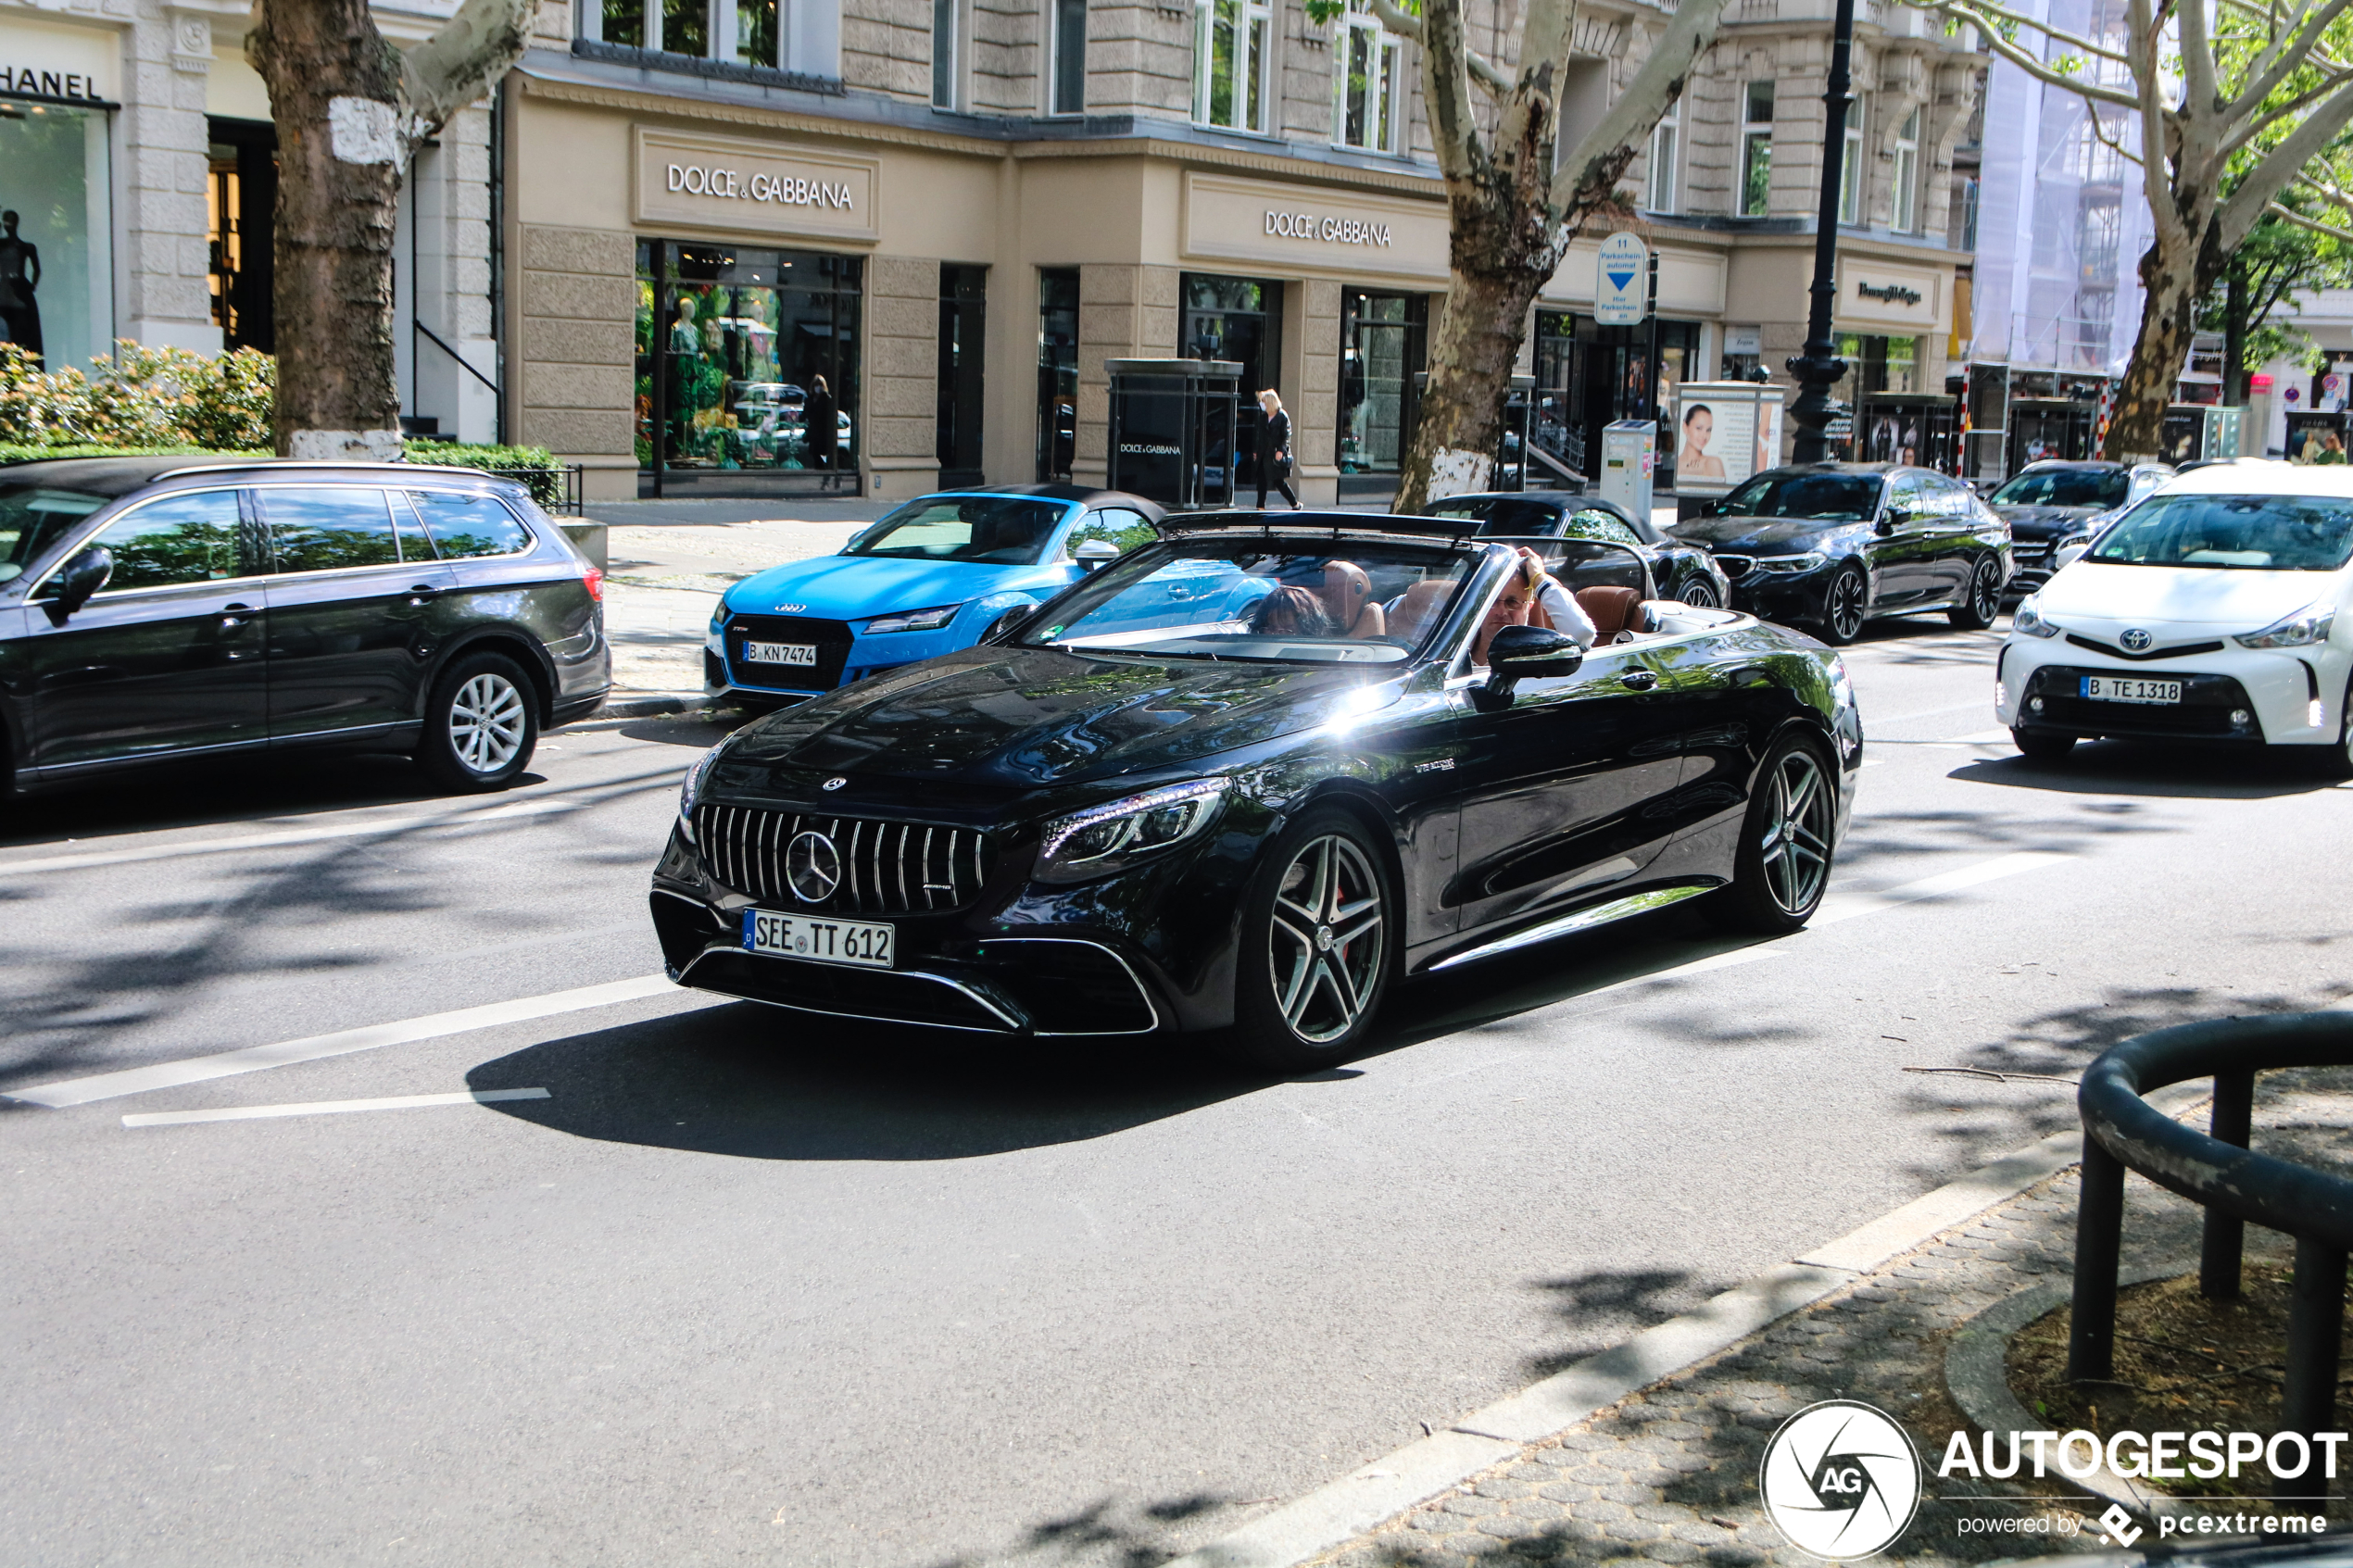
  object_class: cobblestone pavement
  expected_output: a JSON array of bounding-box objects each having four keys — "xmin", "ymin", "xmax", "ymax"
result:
[{"xmin": 1308, "ymin": 1073, "xmax": 2353, "ymax": 1568}]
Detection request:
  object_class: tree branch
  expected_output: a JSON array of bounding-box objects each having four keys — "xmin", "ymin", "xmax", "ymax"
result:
[
  {"xmin": 2125, "ymin": 0, "xmax": 2191, "ymax": 253},
  {"xmin": 2232, "ymin": 0, "xmax": 2353, "ymax": 113},
  {"xmin": 2179, "ymin": 0, "xmax": 2220, "ymax": 118},
  {"xmin": 401, "ymin": 0, "xmax": 537, "ymax": 132},
  {"xmin": 1550, "ymin": 0, "xmax": 1738, "ymax": 213},
  {"xmin": 1919, "ymin": 1, "xmax": 2145, "ymax": 107},
  {"xmin": 1915, "ymin": 0, "xmax": 2134, "ymax": 64},
  {"xmin": 1365, "ymin": 0, "xmax": 1516, "ymax": 93},
  {"xmin": 1410, "ymin": 0, "xmax": 1485, "ymax": 174},
  {"xmin": 2220, "ymin": 78, "xmax": 2353, "ymax": 249},
  {"xmin": 2270, "ymin": 197, "xmax": 2353, "ymax": 245}
]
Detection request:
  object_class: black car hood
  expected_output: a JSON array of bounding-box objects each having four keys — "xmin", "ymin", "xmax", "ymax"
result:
[
  {"xmin": 1668, "ymin": 515, "xmax": 1865, "ymax": 553},
  {"xmin": 1994, "ymin": 503, "xmax": 2101, "ymax": 542},
  {"xmin": 723, "ymin": 646, "xmax": 1391, "ymax": 789}
]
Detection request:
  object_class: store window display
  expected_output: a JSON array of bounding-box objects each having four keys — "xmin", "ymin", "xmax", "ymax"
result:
[
  {"xmin": 635, "ymin": 241, "xmax": 862, "ymax": 493},
  {"xmin": 0, "ymin": 101, "xmax": 107, "ymax": 370}
]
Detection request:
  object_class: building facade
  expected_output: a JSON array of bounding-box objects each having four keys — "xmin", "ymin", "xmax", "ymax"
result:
[
  {"xmin": 0, "ymin": 0, "xmax": 494, "ymax": 439},
  {"xmin": 0, "ymin": 0, "xmax": 1982, "ymax": 497}
]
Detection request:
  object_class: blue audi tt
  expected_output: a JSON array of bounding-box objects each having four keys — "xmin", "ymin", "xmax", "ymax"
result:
[{"xmin": 705, "ymin": 484, "xmax": 1164, "ymax": 706}]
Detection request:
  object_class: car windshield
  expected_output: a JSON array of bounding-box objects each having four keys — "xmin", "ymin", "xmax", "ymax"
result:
[
  {"xmin": 844, "ymin": 496, "xmax": 1069, "ymax": 565},
  {"xmin": 1017, "ymin": 537, "xmax": 1479, "ymax": 665},
  {"xmin": 1990, "ymin": 467, "xmax": 2131, "ymax": 509},
  {"xmin": 1424, "ymin": 497, "xmax": 1562, "ymax": 535},
  {"xmin": 2086, "ymin": 493, "xmax": 2353, "ymax": 571},
  {"xmin": 0, "ymin": 483, "xmax": 109, "ymax": 583},
  {"xmin": 1718, "ymin": 471, "xmax": 1883, "ymax": 521}
]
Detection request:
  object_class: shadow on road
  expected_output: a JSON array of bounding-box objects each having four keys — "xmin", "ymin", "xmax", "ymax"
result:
[
  {"xmin": 466, "ymin": 999, "xmax": 1262, "ymax": 1160},
  {"xmin": 1950, "ymin": 738, "xmax": 2346, "ymax": 799}
]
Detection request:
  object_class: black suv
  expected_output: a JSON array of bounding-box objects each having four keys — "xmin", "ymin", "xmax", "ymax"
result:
[{"xmin": 0, "ymin": 457, "xmax": 610, "ymax": 796}]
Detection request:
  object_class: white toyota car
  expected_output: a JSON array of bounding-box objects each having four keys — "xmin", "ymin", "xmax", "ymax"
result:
[{"xmin": 1997, "ymin": 462, "xmax": 2353, "ymax": 772}]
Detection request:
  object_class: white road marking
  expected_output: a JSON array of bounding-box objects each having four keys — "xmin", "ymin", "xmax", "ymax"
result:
[
  {"xmin": 122, "ymin": 1087, "xmax": 550, "ymax": 1128},
  {"xmin": 8, "ymin": 975, "xmax": 685, "ymax": 1109},
  {"xmin": 1814, "ymin": 850, "xmax": 2069, "ymax": 926},
  {"xmin": 0, "ymin": 800, "xmax": 568, "ymax": 878},
  {"xmin": 1868, "ymin": 698, "xmax": 1998, "ymax": 725},
  {"xmin": 1951, "ymin": 727, "xmax": 2017, "ymax": 743}
]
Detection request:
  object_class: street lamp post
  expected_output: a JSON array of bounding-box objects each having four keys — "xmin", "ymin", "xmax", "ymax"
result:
[{"xmin": 1787, "ymin": 0, "xmax": 1858, "ymax": 464}]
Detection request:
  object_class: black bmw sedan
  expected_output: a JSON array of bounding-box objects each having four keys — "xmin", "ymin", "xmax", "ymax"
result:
[
  {"xmin": 1670, "ymin": 463, "xmax": 2012, "ymax": 645},
  {"xmin": 0, "ymin": 456, "xmax": 610, "ymax": 797},
  {"xmin": 650, "ymin": 512, "xmax": 1862, "ymax": 1069},
  {"xmin": 1420, "ymin": 491, "xmax": 1734, "ymax": 608}
]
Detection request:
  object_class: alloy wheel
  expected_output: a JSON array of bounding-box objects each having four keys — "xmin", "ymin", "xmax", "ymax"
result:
[
  {"xmin": 1971, "ymin": 559, "xmax": 2001, "ymax": 622},
  {"xmin": 1826, "ymin": 569, "xmax": 1867, "ymax": 642},
  {"xmin": 1267, "ymin": 834, "xmax": 1385, "ymax": 1044},
  {"xmin": 1680, "ymin": 578, "xmax": 1721, "ymax": 609},
  {"xmin": 1756, "ymin": 749, "xmax": 1832, "ymax": 915},
  {"xmin": 449, "ymin": 672, "xmax": 527, "ymax": 774}
]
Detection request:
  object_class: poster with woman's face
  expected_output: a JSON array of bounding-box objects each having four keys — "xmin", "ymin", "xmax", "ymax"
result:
[{"xmin": 1675, "ymin": 390, "xmax": 1750, "ymax": 494}]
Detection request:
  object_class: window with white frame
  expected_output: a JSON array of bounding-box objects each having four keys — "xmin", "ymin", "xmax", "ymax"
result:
[
  {"xmin": 1838, "ymin": 96, "xmax": 1865, "ymax": 225},
  {"xmin": 1195, "ymin": 0, "xmax": 1270, "ymax": 132},
  {"xmin": 1741, "ymin": 81, "xmax": 1773, "ymax": 216},
  {"xmin": 1647, "ymin": 95, "xmax": 1679, "ymax": 213},
  {"xmin": 1336, "ymin": 0, "xmax": 1402, "ymax": 152},
  {"xmin": 587, "ymin": 0, "xmax": 805, "ymax": 69},
  {"xmin": 1890, "ymin": 107, "xmax": 1920, "ymax": 232},
  {"xmin": 1050, "ymin": 0, "xmax": 1086, "ymax": 115},
  {"xmin": 933, "ymin": 0, "xmax": 958, "ymax": 107}
]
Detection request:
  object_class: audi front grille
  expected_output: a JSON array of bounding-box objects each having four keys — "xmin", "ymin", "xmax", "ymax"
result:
[{"xmin": 695, "ymin": 805, "xmax": 997, "ymax": 914}]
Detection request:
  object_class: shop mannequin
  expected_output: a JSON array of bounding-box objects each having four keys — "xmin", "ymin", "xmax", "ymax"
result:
[{"xmin": 0, "ymin": 211, "xmax": 44, "ymax": 361}]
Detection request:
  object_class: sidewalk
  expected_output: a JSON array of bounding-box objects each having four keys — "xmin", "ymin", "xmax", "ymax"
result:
[
  {"xmin": 1168, "ymin": 1069, "xmax": 2353, "ymax": 1568},
  {"xmin": 592, "ymin": 509, "xmax": 871, "ymax": 709}
]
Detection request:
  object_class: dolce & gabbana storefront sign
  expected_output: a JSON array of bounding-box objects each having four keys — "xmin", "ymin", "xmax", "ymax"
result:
[
  {"xmin": 1183, "ymin": 172, "xmax": 1447, "ymax": 281},
  {"xmin": 635, "ymin": 128, "xmax": 878, "ymax": 244}
]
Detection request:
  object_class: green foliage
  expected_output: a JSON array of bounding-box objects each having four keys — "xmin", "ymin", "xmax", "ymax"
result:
[
  {"xmin": 403, "ymin": 441, "xmax": 568, "ymax": 508},
  {"xmin": 0, "ymin": 341, "xmax": 275, "ymax": 451}
]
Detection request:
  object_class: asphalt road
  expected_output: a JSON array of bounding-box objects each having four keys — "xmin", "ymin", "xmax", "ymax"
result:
[{"xmin": 6, "ymin": 613, "xmax": 2351, "ymax": 1568}]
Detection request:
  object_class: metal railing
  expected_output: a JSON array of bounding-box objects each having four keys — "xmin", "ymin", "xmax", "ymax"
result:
[{"xmin": 2070, "ymin": 1012, "xmax": 2353, "ymax": 1495}]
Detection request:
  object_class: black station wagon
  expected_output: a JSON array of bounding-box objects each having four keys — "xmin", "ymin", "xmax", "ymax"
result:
[{"xmin": 0, "ymin": 457, "xmax": 610, "ymax": 797}]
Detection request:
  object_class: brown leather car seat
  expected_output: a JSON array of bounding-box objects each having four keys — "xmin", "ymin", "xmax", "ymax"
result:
[
  {"xmin": 1387, "ymin": 577, "xmax": 1456, "ymax": 645},
  {"xmin": 1576, "ymin": 585, "xmax": 1649, "ymax": 643}
]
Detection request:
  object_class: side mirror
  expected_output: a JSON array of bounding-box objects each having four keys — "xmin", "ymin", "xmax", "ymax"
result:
[
  {"xmin": 1477, "ymin": 623, "xmax": 1584, "ymax": 709},
  {"xmin": 1074, "ymin": 539, "xmax": 1120, "ymax": 572},
  {"xmin": 1874, "ymin": 511, "xmax": 1900, "ymax": 534},
  {"xmin": 44, "ymin": 545, "xmax": 112, "ymax": 620}
]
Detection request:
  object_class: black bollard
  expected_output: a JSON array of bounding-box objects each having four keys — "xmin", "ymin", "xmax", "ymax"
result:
[
  {"xmin": 2201, "ymin": 1070, "xmax": 2254, "ymax": 1300},
  {"xmin": 2069, "ymin": 1135, "xmax": 2126, "ymax": 1383}
]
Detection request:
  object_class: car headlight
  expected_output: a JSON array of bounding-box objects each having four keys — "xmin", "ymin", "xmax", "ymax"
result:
[
  {"xmin": 1829, "ymin": 655, "xmax": 1856, "ymax": 714},
  {"xmin": 1754, "ymin": 552, "xmax": 1827, "ymax": 574},
  {"xmin": 1034, "ymin": 779, "xmax": 1227, "ymax": 884},
  {"xmin": 865, "ymin": 604, "xmax": 962, "ymax": 634},
  {"xmin": 679, "ymin": 741, "xmax": 729, "ymax": 831},
  {"xmin": 2234, "ymin": 602, "xmax": 2336, "ymax": 649},
  {"xmin": 707, "ymin": 606, "xmax": 726, "ymax": 657},
  {"xmin": 2012, "ymin": 596, "xmax": 2061, "ymax": 638}
]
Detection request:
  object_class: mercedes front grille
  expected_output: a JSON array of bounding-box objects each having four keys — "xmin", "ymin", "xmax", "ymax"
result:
[{"xmin": 696, "ymin": 805, "xmax": 997, "ymax": 914}]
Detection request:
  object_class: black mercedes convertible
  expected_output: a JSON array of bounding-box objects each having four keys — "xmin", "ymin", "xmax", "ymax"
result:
[{"xmin": 649, "ymin": 511, "xmax": 1863, "ymax": 1069}]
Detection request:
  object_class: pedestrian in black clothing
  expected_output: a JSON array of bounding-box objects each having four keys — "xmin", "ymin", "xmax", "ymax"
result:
[
  {"xmin": 804, "ymin": 374, "xmax": 840, "ymax": 491},
  {"xmin": 1255, "ymin": 388, "xmax": 1300, "ymax": 509}
]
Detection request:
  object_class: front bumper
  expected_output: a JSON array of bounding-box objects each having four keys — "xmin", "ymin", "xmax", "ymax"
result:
[
  {"xmin": 1997, "ymin": 631, "xmax": 2343, "ymax": 746},
  {"xmin": 648, "ymin": 809, "xmax": 1255, "ymax": 1035},
  {"xmin": 1724, "ymin": 567, "xmax": 1832, "ymax": 625}
]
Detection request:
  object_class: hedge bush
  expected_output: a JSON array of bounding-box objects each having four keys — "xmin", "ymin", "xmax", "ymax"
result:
[
  {"xmin": 403, "ymin": 441, "xmax": 566, "ymax": 508},
  {"xmin": 0, "ymin": 341, "xmax": 571, "ymax": 511}
]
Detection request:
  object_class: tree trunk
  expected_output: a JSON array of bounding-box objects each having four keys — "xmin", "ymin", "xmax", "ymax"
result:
[
  {"xmin": 2221, "ymin": 260, "xmax": 2246, "ymax": 406},
  {"xmin": 248, "ymin": 0, "xmax": 407, "ymax": 460},
  {"xmin": 2104, "ymin": 236, "xmax": 2208, "ymax": 459}
]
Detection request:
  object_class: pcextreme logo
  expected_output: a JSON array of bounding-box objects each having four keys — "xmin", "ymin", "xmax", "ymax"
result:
[{"xmin": 1758, "ymin": 1400, "xmax": 1922, "ymax": 1560}]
